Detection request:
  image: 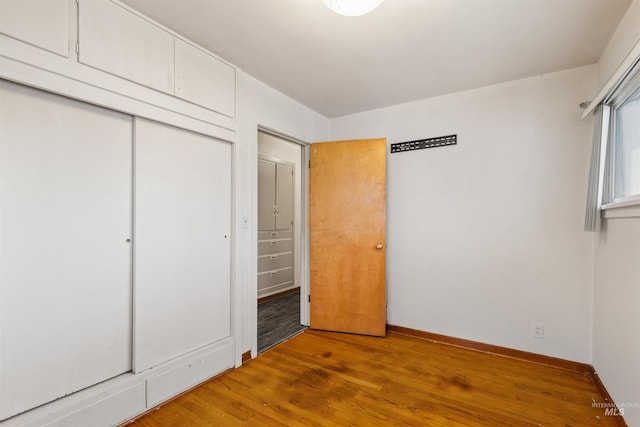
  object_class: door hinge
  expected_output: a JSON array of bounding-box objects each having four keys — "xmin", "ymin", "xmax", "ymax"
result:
[
  {"xmin": 308, "ymin": 294, "xmax": 311, "ymax": 303},
  {"xmin": 308, "ymin": 160, "xmax": 310, "ymax": 168},
  {"xmin": 75, "ymin": 43, "xmax": 79, "ymax": 54}
]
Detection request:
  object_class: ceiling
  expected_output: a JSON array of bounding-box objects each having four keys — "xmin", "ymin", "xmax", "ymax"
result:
[{"xmin": 120, "ymin": 0, "xmax": 631, "ymax": 118}]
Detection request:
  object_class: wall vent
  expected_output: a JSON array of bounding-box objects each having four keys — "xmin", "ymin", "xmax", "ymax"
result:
[{"xmin": 390, "ymin": 134, "xmax": 457, "ymax": 153}]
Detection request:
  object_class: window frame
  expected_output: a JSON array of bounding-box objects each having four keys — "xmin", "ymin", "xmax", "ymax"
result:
[{"xmin": 601, "ymin": 59, "xmax": 640, "ymax": 212}]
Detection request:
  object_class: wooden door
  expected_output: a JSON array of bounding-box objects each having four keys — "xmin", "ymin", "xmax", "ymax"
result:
[{"xmin": 309, "ymin": 138, "xmax": 387, "ymax": 337}]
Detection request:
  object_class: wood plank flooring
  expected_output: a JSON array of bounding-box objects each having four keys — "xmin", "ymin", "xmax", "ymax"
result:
[
  {"xmin": 258, "ymin": 288, "xmax": 306, "ymax": 354},
  {"xmin": 126, "ymin": 330, "xmax": 622, "ymax": 426}
]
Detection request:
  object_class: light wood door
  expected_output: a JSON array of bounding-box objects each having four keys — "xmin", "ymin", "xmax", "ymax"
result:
[{"xmin": 309, "ymin": 138, "xmax": 387, "ymax": 337}]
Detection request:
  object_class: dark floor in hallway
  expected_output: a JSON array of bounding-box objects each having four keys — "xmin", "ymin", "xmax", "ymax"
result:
[{"xmin": 258, "ymin": 288, "xmax": 306, "ymax": 353}]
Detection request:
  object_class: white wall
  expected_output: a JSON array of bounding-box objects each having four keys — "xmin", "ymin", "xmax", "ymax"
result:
[
  {"xmin": 237, "ymin": 72, "xmax": 328, "ymax": 357},
  {"xmin": 592, "ymin": 1, "xmax": 640, "ymax": 424},
  {"xmin": 329, "ymin": 65, "xmax": 597, "ymax": 363},
  {"xmin": 597, "ymin": 0, "xmax": 640, "ymax": 90},
  {"xmin": 593, "ymin": 216, "xmax": 640, "ymax": 426}
]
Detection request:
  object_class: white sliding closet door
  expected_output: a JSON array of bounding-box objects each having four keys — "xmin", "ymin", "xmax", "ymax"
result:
[
  {"xmin": 134, "ymin": 118, "xmax": 231, "ymax": 373},
  {"xmin": 0, "ymin": 80, "xmax": 132, "ymax": 420}
]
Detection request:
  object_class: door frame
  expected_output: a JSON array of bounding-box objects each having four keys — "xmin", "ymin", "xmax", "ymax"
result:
[{"xmin": 250, "ymin": 125, "xmax": 310, "ymax": 359}]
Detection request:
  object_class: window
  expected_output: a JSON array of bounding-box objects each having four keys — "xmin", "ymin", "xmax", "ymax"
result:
[
  {"xmin": 606, "ymin": 62, "xmax": 640, "ymax": 202},
  {"xmin": 584, "ymin": 58, "xmax": 640, "ymax": 229},
  {"xmin": 612, "ymin": 85, "xmax": 640, "ymax": 199}
]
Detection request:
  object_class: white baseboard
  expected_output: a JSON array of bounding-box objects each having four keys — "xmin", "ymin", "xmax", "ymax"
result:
[
  {"xmin": 1, "ymin": 338, "xmax": 234, "ymax": 427},
  {"xmin": 258, "ymin": 282, "xmax": 297, "ymax": 299}
]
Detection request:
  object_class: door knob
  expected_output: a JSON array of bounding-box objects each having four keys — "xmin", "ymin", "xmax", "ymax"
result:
[{"xmin": 376, "ymin": 244, "xmax": 384, "ymax": 250}]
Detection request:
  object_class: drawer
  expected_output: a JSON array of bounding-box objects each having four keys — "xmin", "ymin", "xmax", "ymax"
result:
[
  {"xmin": 258, "ymin": 230, "xmax": 292, "ymax": 240},
  {"xmin": 258, "ymin": 267, "xmax": 293, "ymax": 290},
  {"xmin": 258, "ymin": 238, "xmax": 292, "ymax": 255},
  {"xmin": 258, "ymin": 252, "xmax": 293, "ymax": 272}
]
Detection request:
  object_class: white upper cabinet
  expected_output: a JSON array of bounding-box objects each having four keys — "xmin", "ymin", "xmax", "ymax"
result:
[
  {"xmin": 175, "ymin": 39, "xmax": 236, "ymax": 118},
  {"xmin": 0, "ymin": 0, "xmax": 69, "ymax": 57},
  {"xmin": 79, "ymin": 0, "xmax": 175, "ymax": 94}
]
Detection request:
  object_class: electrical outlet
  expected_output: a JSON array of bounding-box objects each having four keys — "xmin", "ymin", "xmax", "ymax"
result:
[{"xmin": 533, "ymin": 323, "xmax": 544, "ymax": 339}]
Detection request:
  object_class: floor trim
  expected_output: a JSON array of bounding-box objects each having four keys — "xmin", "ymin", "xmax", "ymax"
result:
[
  {"xmin": 386, "ymin": 324, "xmax": 591, "ymax": 374},
  {"xmin": 387, "ymin": 325, "xmax": 628, "ymax": 425}
]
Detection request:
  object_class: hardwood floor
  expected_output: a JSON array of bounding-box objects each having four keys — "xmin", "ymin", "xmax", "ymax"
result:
[{"xmin": 126, "ymin": 330, "xmax": 622, "ymax": 426}]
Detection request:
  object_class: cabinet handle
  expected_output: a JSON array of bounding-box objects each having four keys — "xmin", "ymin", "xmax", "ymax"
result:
[
  {"xmin": 270, "ymin": 271, "xmax": 277, "ymax": 276},
  {"xmin": 270, "ymin": 241, "xmax": 278, "ymax": 245},
  {"xmin": 270, "ymin": 255, "xmax": 278, "ymax": 260}
]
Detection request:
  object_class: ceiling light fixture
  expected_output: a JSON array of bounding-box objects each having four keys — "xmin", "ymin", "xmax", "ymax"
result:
[{"xmin": 323, "ymin": 0, "xmax": 384, "ymax": 17}]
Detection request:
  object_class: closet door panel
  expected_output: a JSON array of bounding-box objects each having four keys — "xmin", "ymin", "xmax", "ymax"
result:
[
  {"xmin": 276, "ymin": 163, "xmax": 293, "ymax": 230},
  {"xmin": 0, "ymin": 0, "xmax": 69, "ymax": 57},
  {"xmin": 0, "ymin": 80, "xmax": 132, "ymax": 420},
  {"xmin": 79, "ymin": 0, "xmax": 174, "ymax": 94},
  {"xmin": 258, "ymin": 159, "xmax": 276, "ymax": 230},
  {"xmin": 175, "ymin": 39, "xmax": 236, "ymax": 118},
  {"xmin": 134, "ymin": 118, "xmax": 231, "ymax": 373}
]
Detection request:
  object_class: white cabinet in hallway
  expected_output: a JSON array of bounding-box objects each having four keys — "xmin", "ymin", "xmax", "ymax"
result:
[
  {"xmin": 258, "ymin": 159, "xmax": 294, "ymax": 231},
  {"xmin": 258, "ymin": 158, "xmax": 295, "ymax": 298}
]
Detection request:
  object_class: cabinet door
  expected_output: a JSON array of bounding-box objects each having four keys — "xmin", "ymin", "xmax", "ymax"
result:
[
  {"xmin": 276, "ymin": 163, "xmax": 294, "ymax": 230},
  {"xmin": 258, "ymin": 159, "xmax": 276, "ymax": 230},
  {"xmin": 0, "ymin": 0, "xmax": 69, "ymax": 57},
  {"xmin": 175, "ymin": 39, "xmax": 235, "ymax": 118},
  {"xmin": 134, "ymin": 118, "xmax": 231, "ymax": 373},
  {"xmin": 0, "ymin": 80, "xmax": 132, "ymax": 420},
  {"xmin": 79, "ymin": 0, "xmax": 174, "ymax": 94}
]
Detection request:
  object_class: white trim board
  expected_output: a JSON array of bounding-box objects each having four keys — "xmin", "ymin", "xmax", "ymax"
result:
[
  {"xmin": 1, "ymin": 338, "xmax": 233, "ymax": 427},
  {"xmin": 583, "ymin": 39, "xmax": 640, "ymax": 119}
]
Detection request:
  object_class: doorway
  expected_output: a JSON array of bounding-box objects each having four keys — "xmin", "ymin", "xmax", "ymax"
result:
[{"xmin": 257, "ymin": 130, "xmax": 306, "ymax": 353}]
